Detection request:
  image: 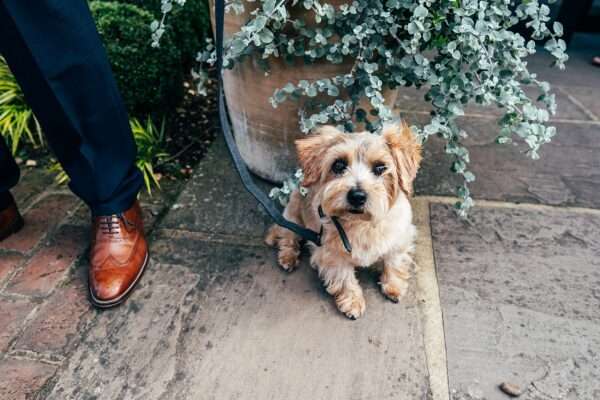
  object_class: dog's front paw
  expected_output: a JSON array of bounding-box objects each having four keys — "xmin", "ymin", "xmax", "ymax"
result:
[
  {"xmin": 379, "ymin": 279, "xmax": 408, "ymax": 303},
  {"xmin": 277, "ymin": 248, "xmax": 300, "ymax": 272},
  {"xmin": 335, "ymin": 289, "xmax": 366, "ymax": 320}
]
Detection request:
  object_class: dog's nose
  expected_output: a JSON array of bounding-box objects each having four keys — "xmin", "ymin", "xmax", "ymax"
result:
[{"xmin": 347, "ymin": 188, "xmax": 367, "ymax": 208}]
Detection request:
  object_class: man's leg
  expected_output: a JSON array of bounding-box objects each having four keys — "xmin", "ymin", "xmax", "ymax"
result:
[
  {"xmin": 0, "ymin": 0, "xmax": 143, "ymax": 215},
  {"xmin": 0, "ymin": 0, "xmax": 148, "ymax": 308},
  {"xmin": 0, "ymin": 136, "xmax": 23, "ymax": 240},
  {"xmin": 0, "ymin": 136, "xmax": 20, "ymax": 210}
]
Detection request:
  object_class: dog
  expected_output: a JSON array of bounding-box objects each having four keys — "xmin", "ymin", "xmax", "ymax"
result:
[{"xmin": 265, "ymin": 122, "xmax": 422, "ymax": 319}]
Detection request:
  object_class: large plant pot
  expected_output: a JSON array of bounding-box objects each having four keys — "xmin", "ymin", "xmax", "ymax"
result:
[{"xmin": 210, "ymin": 1, "xmax": 398, "ymax": 182}]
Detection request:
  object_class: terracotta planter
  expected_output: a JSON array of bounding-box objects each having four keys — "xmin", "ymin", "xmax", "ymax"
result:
[{"xmin": 210, "ymin": 1, "xmax": 398, "ymax": 182}]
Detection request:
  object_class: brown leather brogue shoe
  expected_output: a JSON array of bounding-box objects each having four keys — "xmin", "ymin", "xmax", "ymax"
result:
[
  {"xmin": 89, "ymin": 200, "xmax": 149, "ymax": 308},
  {"xmin": 0, "ymin": 193, "xmax": 24, "ymax": 242}
]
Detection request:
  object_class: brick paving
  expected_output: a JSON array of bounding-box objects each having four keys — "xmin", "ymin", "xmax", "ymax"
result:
[
  {"xmin": 0, "ymin": 193, "xmax": 79, "ymax": 253},
  {"xmin": 5, "ymin": 225, "xmax": 88, "ymax": 297},
  {"xmin": 0, "ymin": 297, "xmax": 37, "ymax": 354},
  {"xmin": 14, "ymin": 277, "xmax": 90, "ymax": 356},
  {"xmin": 0, "ymin": 358, "xmax": 57, "ymax": 400},
  {"xmin": 0, "ymin": 253, "xmax": 24, "ymax": 286}
]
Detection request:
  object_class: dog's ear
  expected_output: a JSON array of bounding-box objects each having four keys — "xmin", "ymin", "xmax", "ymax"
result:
[
  {"xmin": 383, "ymin": 121, "xmax": 422, "ymax": 196},
  {"xmin": 295, "ymin": 126, "xmax": 343, "ymax": 186}
]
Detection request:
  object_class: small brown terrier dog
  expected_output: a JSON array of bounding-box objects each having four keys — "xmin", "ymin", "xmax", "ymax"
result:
[{"xmin": 266, "ymin": 122, "xmax": 422, "ymax": 319}]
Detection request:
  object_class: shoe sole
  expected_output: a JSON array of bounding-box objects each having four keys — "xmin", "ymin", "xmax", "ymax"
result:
[
  {"xmin": 0, "ymin": 215, "xmax": 24, "ymax": 242},
  {"xmin": 88, "ymin": 251, "xmax": 150, "ymax": 309}
]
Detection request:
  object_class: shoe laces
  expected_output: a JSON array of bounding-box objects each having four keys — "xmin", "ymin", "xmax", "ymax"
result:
[{"xmin": 98, "ymin": 214, "xmax": 134, "ymax": 236}]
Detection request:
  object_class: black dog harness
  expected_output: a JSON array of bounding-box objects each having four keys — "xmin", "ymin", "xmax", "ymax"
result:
[{"xmin": 215, "ymin": 0, "xmax": 351, "ymax": 253}]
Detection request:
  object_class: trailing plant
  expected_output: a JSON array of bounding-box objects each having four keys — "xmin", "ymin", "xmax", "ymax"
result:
[
  {"xmin": 48, "ymin": 117, "xmax": 168, "ymax": 194},
  {"xmin": 155, "ymin": 0, "xmax": 568, "ymax": 215},
  {"xmin": 0, "ymin": 57, "xmax": 43, "ymax": 155}
]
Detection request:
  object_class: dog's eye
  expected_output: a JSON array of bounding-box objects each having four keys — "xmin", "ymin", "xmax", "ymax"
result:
[
  {"xmin": 331, "ymin": 158, "xmax": 347, "ymax": 174},
  {"xmin": 373, "ymin": 163, "xmax": 387, "ymax": 176}
]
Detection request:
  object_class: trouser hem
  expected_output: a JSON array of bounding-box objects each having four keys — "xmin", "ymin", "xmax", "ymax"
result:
[{"xmin": 0, "ymin": 191, "xmax": 13, "ymax": 211}]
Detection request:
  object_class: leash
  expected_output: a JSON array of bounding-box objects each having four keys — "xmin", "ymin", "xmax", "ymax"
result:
[{"xmin": 214, "ymin": 0, "xmax": 352, "ymax": 253}]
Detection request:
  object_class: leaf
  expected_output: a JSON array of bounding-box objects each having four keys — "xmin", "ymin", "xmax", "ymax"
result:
[
  {"xmin": 254, "ymin": 15, "xmax": 268, "ymax": 31},
  {"xmin": 258, "ymin": 28, "xmax": 274, "ymax": 44},
  {"xmin": 263, "ymin": 0, "xmax": 276, "ymax": 14},
  {"xmin": 413, "ymin": 5, "xmax": 428, "ymax": 18},
  {"xmin": 553, "ymin": 21, "xmax": 563, "ymax": 37},
  {"xmin": 229, "ymin": 38, "xmax": 247, "ymax": 54}
]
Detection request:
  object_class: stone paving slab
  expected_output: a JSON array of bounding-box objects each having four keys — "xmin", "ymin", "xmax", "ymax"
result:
[
  {"xmin": 47, "ymin": 232, "xmax": 431, "ymax": 400},
  {"xmin": 430, "ymin": 203, "xmax": 600, "ymax": 400},
  {"xmin": 558, "ymin": 86, "xmax": 600, "ymax": 121},
  {"xmin": 527, "ymin": 34, "xmax": 600, "ymax": 90},
  {"xmin": 160, "ymin": 138, "xmax": 272, "ymax": 238},
  {"xmin": 395, "ymin": 84, "xmax": 593, "ymax": 122},
  {"xmin": 409, "ymin": 112, "xmax": 600, "ymax": 208}
]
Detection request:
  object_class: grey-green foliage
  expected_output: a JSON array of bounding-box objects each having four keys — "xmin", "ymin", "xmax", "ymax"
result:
[{"xmin": 158, "ymin": 0, "xmax": 567, "ymax": 215}]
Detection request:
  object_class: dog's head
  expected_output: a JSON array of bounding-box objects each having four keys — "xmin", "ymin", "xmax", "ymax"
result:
[{"xmin": 295, "ymin": 122, "xmax": 422, "ymax": 221}]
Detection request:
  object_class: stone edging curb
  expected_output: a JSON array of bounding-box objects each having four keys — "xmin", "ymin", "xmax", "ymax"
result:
[{"xmin": 412, "ymin": 198, "xmax": 450, "ymax": 400}]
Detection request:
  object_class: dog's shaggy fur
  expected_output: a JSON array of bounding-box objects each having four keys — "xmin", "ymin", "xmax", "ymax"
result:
[{"xmin": 265, "ymin": 122, "xmax": 422, "ymax": 319}]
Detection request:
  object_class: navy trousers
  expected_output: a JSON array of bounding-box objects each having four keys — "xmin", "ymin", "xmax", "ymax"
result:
[{"xmin": 0, "ymin": 0, "xmax": 143, "ymax": 215}]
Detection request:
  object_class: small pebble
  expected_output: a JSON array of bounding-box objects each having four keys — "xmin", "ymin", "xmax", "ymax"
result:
[{"xmin": 499, "ymin": 382, "xmax": 522, "ymax": 397}]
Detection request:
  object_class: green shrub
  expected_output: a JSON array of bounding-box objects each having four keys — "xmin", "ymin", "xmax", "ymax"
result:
[
  {"xmin": 111, "ymin": 0, "xmax": 210, "ymax": 68},
  {"xmin": 90, "ymin": 1, "xmax": 183, "ymax": 116}
]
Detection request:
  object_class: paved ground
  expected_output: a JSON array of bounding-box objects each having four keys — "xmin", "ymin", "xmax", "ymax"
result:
[
  {"xmin": 0, "ymin": 173, "xmax": 182, "ymax": 400},
  {"xmin": 0, "ymin": 34, "xmax": 599, "ymax": 400}
]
